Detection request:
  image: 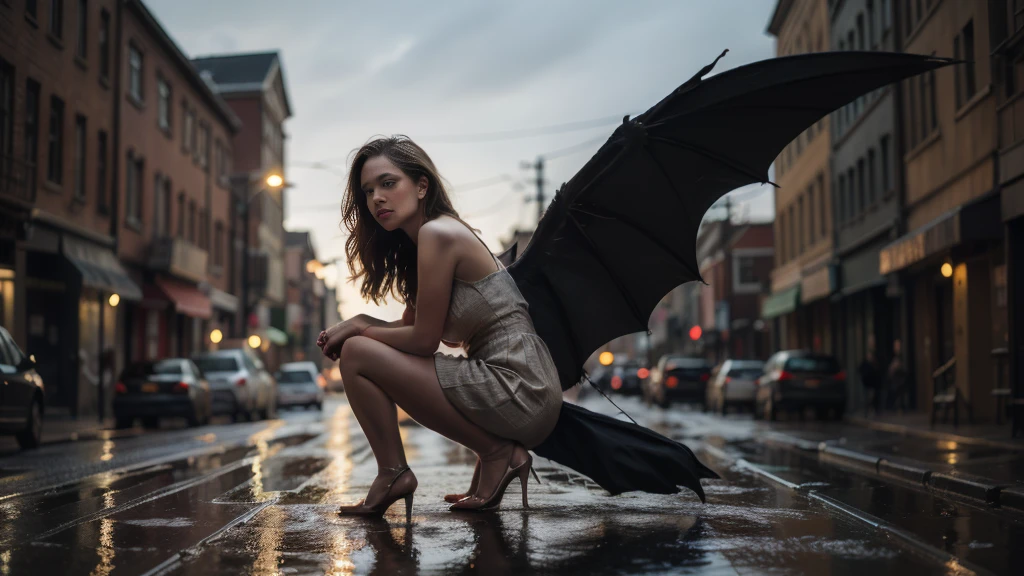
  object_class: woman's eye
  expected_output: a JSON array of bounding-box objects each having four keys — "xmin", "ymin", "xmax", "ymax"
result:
[{"xmin": 383, "ymin": 181, "xmax": 395, "ymax": 187}]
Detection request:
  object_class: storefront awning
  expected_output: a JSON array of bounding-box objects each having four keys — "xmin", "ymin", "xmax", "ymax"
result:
[
  {"xmin": 879, "ymin": 193, "xmax": 1002, "ymax": 275},
  {"xmin": 762, "ymin": 285, "xmax": 800, "ymax": 319},
  {"xmin": 265, "ymin": 326, "xmax": 289, "ymax": 345},
  {"xmin": 62, "ymin": 236, "xmax": 143, "ymax": 300},
  {"xmin": 153, "ymin": 276, "xmax": 212, "ymax": 319},
  {"xmin": 206, "ymin": 287, "xmax": 238, "ymax": 313}
]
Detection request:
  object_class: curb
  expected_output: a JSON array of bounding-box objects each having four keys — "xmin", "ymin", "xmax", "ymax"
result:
[
  {"xmin": 846, "ymin": 416, "xmax": 1024, "ymax": 452},
  {"xmin": 755, "ymin": 432, "xmax": 1024, "ymax": 512}
]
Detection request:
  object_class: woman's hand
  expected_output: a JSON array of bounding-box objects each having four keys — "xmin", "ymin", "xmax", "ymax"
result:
[{"xmin": 318, "ymin": 316, "xmax": 370, "ymax": 361}]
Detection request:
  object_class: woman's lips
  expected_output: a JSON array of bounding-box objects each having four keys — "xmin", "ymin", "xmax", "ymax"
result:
[{"xmin": 377, "ymin": 210, "xmax": 393, "ymax": 219}]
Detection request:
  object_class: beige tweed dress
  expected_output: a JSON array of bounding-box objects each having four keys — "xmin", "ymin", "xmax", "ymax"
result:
[{"xmin": 433, "ymin": 245, "xmax": 563, "ymax": 449}]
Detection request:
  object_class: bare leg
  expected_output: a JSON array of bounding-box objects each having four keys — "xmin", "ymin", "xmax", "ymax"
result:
[{"xmin": 339, "ymin": 336, "xmax": 519, "ymax": 504}]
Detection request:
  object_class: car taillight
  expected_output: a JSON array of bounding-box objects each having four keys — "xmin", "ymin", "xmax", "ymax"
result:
[
  {"xmin": 777, "ymin": 370, "xmax": 794, "ymax": 381},
  {"xmin": 172, "ymin": 381, "xmax": 189, "ymax": 394},
  {"xmin": 115, "ymin": 382, "xmax": 127, "ymax": 394},
  {"xmin": 665, "ymin": 376, "xmax": 678, "ymax": 388},
  {"xmin": 611, "ymin": 376, "xmax": 623, "ymax": 390},
  {"xmin": 700, "ymin": 373, "xmax": 710, "ymax": 382},
  {"xmin": 235, "ymin": 377, "xmax": 247, "ymax": 387},
  {"xmin": 834, "ymin": 371, "xmax": 847, "ymax": 381},
  {"xmin": 637, "ymin": 368, "xmax": 650, "ymax": 379}
]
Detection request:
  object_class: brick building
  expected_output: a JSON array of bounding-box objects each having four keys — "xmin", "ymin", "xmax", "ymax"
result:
[
  {"xmin": 764, "ymin": 0, "xmax": 836, "ymax": 354},
  {"xmin": 116, "ymin": 0, "xmax": 240, "ymax": 369}
]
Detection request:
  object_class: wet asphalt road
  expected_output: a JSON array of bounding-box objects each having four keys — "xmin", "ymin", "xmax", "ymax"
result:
[{"xmin": 0, "ymin": 394, "xmax": 1021, "ymax": 575}]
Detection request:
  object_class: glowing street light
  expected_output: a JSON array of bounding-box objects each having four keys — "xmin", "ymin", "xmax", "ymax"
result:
[
  {"xmin": 108, "ymin": 293, "xmax": 120, "ymax": 307},
  {"xmin": 599, "ymin": 351, "xmax": 614, "ymax": 366},
  {"xmin": 940, "ymin": 262, "xmax": 953, "ymax": 278},
  {"xmin": 266, "ymin": 173, "xmax": 284, "ymax": 188},
  {"xmin": 210, "ymin": 329, "xmax": 223, "ymax": 344},
  {"xmin": 248, "ymin": 334, "xmax": 262, "ymax": 349}
]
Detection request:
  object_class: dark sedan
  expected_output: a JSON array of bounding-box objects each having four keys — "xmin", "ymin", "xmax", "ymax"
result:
[
  {"xmin": 610, "ymin": 362, "xmax": 647, "ymax": 396},
  {"xmin": 0, "ymin": 326, "xmax": 45, "ymax": 449},
  {"xmin": 114, "ymin": 359, "xmax": 212, "ymax": 429},
  {"xmin": 755, "ymin": 350, "xmax": 846, "ymax": 421},
  {"xmin": 644, "ymin": 355, "xmax": 712, "ymax": 408}
]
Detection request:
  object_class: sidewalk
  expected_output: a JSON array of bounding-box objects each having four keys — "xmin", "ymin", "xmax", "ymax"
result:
[
  {"xmin": 0, "ymin": 412, "xmax": 128, "ymax": 453},
  {"xmin": 759, "ymin": 411, "xmax": 1024, "ymax": 513}
]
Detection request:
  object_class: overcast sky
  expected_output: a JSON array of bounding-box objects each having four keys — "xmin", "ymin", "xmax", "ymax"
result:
[{"xmin": 147, "ymin": 0, "xmax": 778, "ymax": 322}]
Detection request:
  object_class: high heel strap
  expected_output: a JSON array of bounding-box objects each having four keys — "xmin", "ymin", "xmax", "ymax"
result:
[{"xmin": 380, "ymin": 465, "xmax": 411, "ymax": 490}]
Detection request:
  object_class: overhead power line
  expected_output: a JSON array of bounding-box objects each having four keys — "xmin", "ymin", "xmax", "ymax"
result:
[{"xmin": 420, "ymin": 114, "xmax": 629, "ymax": 144}]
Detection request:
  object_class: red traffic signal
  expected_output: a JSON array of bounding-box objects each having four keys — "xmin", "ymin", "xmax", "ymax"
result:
[{"xmin": 689, "ymin": 325, "xmax": 702, "ymax": 341}]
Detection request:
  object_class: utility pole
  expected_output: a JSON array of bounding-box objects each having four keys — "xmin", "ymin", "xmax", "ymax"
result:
[{"xmin": 529, "ymin": 156, "xmax": 546, "ymax": 226}]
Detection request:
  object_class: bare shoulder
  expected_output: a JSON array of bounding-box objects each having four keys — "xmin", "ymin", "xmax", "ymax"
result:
[{"xmin": 421, "ymin": 215, "xmax": 474, "ymax": 247}]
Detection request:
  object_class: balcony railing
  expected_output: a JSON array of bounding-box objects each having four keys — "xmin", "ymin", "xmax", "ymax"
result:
[
  {"xmin": 149, "ymin": 236, "xmax": 209, "ymax": 284},
  {"xmin": 0, "ymin": 155, "xmax": 36, "ymax": 205}
]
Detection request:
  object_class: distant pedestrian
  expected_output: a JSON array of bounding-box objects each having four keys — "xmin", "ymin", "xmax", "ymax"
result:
[
  {"xmin": 887, "ymin": 339, "xmax": 909, "ymax": 413},
  {"xmin": 860, "ymin": 348, "xmax": 882, "ymax": 418}
]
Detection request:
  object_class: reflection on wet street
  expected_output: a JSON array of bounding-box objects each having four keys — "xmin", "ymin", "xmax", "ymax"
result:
[{"xmin": 0, "ymin": 396, "xmax": 1020, "ymax": 574}]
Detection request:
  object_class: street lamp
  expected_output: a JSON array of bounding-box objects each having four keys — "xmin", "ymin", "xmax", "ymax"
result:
[
  {"xmin": 266, "ymin": 173, "xmax": 284, "ymax": 188},
  {"xmin": 108, "ymin": 293, "xmax": 120, "ymax": 307}
]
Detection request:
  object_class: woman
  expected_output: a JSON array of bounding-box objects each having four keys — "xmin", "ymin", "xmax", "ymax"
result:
[{"xmin": 318, "ymin": 135, "xmax": 563, "ymax": 520}]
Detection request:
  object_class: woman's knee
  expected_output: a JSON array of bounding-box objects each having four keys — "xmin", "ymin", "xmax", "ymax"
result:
[{"xmin": 340, "ymin": 335, "xmax": 374, "ymax": 371}]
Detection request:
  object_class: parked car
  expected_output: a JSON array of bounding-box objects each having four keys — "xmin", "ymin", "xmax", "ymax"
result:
[
  {"xmin": 192, "ymin": 348, "xmax": 276, "ymax": 421},
  {"xmin": 755, "ymin": 350, "xmax": 846, "ymax": 421},
  {"xmin": 0, "ymin": 326, "xmax": 45, "ymax": 449},
  {"xmin": 610, "ymin": 361, "xmax": 647, "ymax": 396},
  {"xmin": 586, "ymin": 365, "xmax": 614, "ymax": 393},
  {"xmin": 705, "ymin": 359, "xmax": 764, "ymax": 414},
  {"xmin": 644, "ymin": 355, "xmax": 712, "ymax": 408},
  {"xmin": 276, "ymin": 361, "xmax": 325, "ymax": 410},
  {"xmin": 113, "ymin": 359, "xmax": 212, "ymax": 428}
]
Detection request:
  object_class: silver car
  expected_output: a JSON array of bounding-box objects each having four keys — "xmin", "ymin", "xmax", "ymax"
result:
[
  {"xmin": 192, "ymin": 348, "xmax": 276, "ymax": 421},
  {"xmin": 275, "ymin": 361, "xmax": 325, "ymax": 410},
  {"xmin": 706, "ymin": 359, "xmax": 764, "ymax": 414}
]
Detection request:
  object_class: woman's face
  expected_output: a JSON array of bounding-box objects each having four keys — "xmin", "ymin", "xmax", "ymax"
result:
[{"xmin": 360, "ymin": 155, "xmax": 427, "ymax": 231}]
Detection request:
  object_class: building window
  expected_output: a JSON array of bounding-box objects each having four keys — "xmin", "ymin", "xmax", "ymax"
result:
[
  {"xmin": 788, "ymin": 205, "xmax": 796, "ymax": 262},
  {"xmin": 24, "ymin": 80, "xmax": 40, "ymax": 194},
  {"xmin": 737, "ymin": 257, "xmax": 757, "ymax": 285},
  {"xmin": 73, "ymin": 115, "xmax": 86, "ymax": 199},
  {"xmin": 188, "ymin": 110, "xmax": 197, "ymax": 154},
  {"xmin": 0, "ymin": 61, "xmax": 11, "ymax": 168},
  {"xmin": 177, "ymin": 193, "xmax": 185, "ymax": 238},
  {"xmin": 847, "ymin": 167, "xmax": 856, "ymax": 220},
  {"xmin": 99, "ymin": 10, "xmax": 109, "ymax": 81},
  {"xmin": 817, "ymin": 173, "xmax": 827, "ymax": 237},
  {"xmin": 125, "ymin": 152, "xmax": 143, "ymax": 225},
  {"xmin": 856, "ymin": 159, "xmax": 865, "ymax": 216},
  {"xmin": 867, "ymin": 148, "xmax": 876, "ymax": 206},
  {"xmin": 181, "ymin": 102, "xmax": 192, "ymax": 153},
  {"xmin": 778, "ymin": 214, "xmax": 786, "ymax": 264},
  {"xmin": 153, "ymin": 173, "xmax": 164, "ymax": 237},
  {"xmin": 837, "ymin": 174, "xmax": 846, "ymax": 224},
  {"xmin": 907, "ymin": 78, "xmax": 919, "ymax": 148},
  {"xmin": 157, "ymin": 77, "xmax": 171, "ymax": 132},
  {"xmin": 797, "ymin": 195, "xmax": 805, "ymax": 254},
  {"xmin": 904, "ymin": 0, "xmax": 913, "ymax": 36},
  {"xmin": 867, "ymin": 1, "xmax": 876, "ymax": 47},
  {"xmin": 808, "ymin": 186, "xmax": 815, "ymax": 245},
  {"xmin": 49, "ymin": 0, "xmax": 64, "ymax": 39},
  {"xmin": 880, "ymin": 135, "xmax": 891, "ymax": 193},
  {"xmin": 75, "ymin": 0, "xmax": 87, "ymax": 59},
  {"xmin": 197, "ymin": 123, "xmax": 209, "ymax": 168},
  {"xmin": 96, "ymin": 130, "xmax": 107, "ymax": 211},
  {"xmin": 188, "ymin": 200, "xmax": 196, "ymax": 243},
  {"xmin": 26, "ymin": 0, "xmax": 38, "ymax": 20},
  {"xmin": 214, "ymin": 221, "xmax": 224, "ymax": 266},
  {"xmin": 47, "ymin": 96, "xmax": 64, "ymax": 185},
  {"xmin": 881, "ymin": 0, "xmax": 891, "ymax": 31},
  {"xmin": 955, "ymin": 20, "xmax": 976, "ymax": 108},
  {"xmin": 128, "ymin": 44, "xmax": 143, "ymax": 102}
]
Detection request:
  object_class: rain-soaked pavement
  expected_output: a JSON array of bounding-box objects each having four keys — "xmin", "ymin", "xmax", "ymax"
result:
[{"xmin": 1, "ymin": 394, "xmax": 1020, "ymax": 575}]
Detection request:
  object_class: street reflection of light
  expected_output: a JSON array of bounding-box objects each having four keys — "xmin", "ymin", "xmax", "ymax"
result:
[
  {"xmin": 1, "ymin": 549, "xmax": 11, "ymax": 576},
  {"xmin": 947, "ymin": 454, "xmax": 959, "ymax": 465},
  {"xmin": 938, "ymin": 441, "xmax": 958, "ymax": 451},
  {"xmin": 251, "ymin": 506, "xmax": 283, "ymax": 575},
  {"xmin": 91, "ymin": 518, "xmax": 116, "ymax": 576},
  {"xmin": 100, "ymin": 440, "xmax": 115, "ymax": 462},
  {"xmin": 327, "ymin": 529, "xmax": 357, "ymax": 576}
]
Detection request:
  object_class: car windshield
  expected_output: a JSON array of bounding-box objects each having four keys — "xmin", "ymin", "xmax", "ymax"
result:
[
  {"xmin": 194, "ymin": 356, "xmax": 239, "ymax": 373},
  {"xmin": 278, "ymin": 370, "xmax": 314, "ymax": 384},
  {"xmin": 727, "ymin": 367, "xmax": 764, "ymax": 379},
  {"xmin": 785, "ymin": 356, "xmax": 841, "ymax": 374},
  {"xmin": 121, "ymin": 360, "xmax": 183, "ymax": 377}
]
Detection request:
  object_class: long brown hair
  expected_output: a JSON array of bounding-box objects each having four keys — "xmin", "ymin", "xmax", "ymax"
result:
[{"xmin": 341, "ymin": 135, "xmax": 476, "ymax": 307}]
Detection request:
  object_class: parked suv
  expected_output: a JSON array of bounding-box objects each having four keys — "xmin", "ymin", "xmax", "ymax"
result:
[
  {"xmin": 705, "ymin": 359, "xmax": 764, "ymax": 414},
  {"xmin": 192, "ymin": 348, "xmax": 276, "ymax": 421},
  {"xmin": 755, "ymin": 350, "xmax": 846, "ymax": 421},
  {"xmin": 113, "ymin": 359, "xmax": 212, "ymax": 428},
  {"xmin": 276, "ymin": 361, "xmax": 325, "ymax": 410},
  {"xmin": 644, "ymin": 355, "xmax": 712, "ymax": 408},
  {"xmin": 0, "ymin": 326, "xmax": 45, "ymax": 449}
]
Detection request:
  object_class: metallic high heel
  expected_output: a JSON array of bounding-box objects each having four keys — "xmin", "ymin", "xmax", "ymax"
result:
[
  {"xmin": 449, "ymin": 445, "xmax": 532, "ymax": 511},
  {"xmin": 337, "ymin": 465, "xmax": 416, "ymax": 523}
]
